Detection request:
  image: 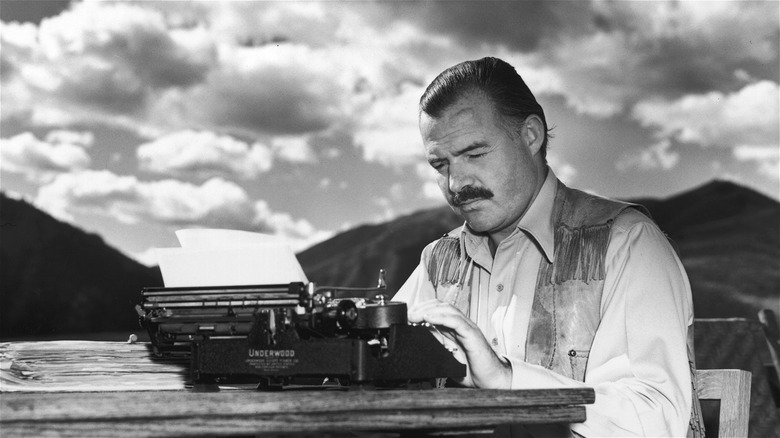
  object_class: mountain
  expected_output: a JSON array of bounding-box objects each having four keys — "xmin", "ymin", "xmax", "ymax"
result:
[
  {"xmin": 299, "ymin": 180, "xmax": 780, "ymax": 319},
  {"xmin": 297, "ymin": 206, "xmax": 462, "ymax": 290},
  {"xmin": 0, "ymin": 193, "xmax": 163, "ymax": 338},
  {"xmin": 631, "ymin": 180, "xmax": 780, "ymax": 318},
  {"xmin": 1, "ymin": 180, "xmax": 777, "ymax": 338}
]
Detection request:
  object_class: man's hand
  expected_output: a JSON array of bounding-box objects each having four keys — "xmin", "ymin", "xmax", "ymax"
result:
[{"xmin": 407, "ymin": 299, "xmax": 512, "ymax": 389}]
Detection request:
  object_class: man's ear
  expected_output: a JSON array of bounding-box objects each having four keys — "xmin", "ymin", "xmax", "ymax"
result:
[{"xmin": 522, "ymin": 115, "xmax": 545, "ymax": 156}]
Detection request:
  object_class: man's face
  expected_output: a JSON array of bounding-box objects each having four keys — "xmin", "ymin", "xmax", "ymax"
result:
[{"xmin": 420, "ymin": 93, "xmax": 544, "ymax": 241}]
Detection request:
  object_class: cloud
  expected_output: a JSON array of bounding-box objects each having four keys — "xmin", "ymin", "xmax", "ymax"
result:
[
  {"xmin": 131, "ymin": 246, "xmax": 161, "ymax": 268},
  {"xmin": 422, "ymin": 181, "xmax": 443, "ymax": 201},
  {"xmin": 349, "ymin": 1, "xmax": 778, "ymax": 120},
  {"xmin": 413, "ymin": 162, "xmax": 445, "ymax": 202},
  {"xmin": 353, "ymin": 82, "xmax": 426, "ymax": 166},
  {"xmin": 375, "ymin": 1, "xmax": 592, "ymax": 53},
  {"xmin": 271, "ymin": 135, "xmax": 317, "ymax": 163},
  {"xmin": 252, "ymin": 199, "xmax": 334, "ymax": 251},
  {"xmin": 632, "ymin": 81, "xmax": 779, "ymax": 148},
  {"xmin": 0, "ymin": 1, "xmax": 215, "ymax": 130},
  {"xmin": 34, "ymin": 170, "xmax": 327, "ymax": 243},
  {"xmin": 2, "ymin": 1, "xmax": 451, "ymax": 156},
  {"xmin": 198, "ymin": 1, "xmax": 340, "ymax": 48},
  {"xmin": 37, "ymin": 1, "xmax": 214, "ymax": 89},
  {"xmin": 615, "ymin": 139, "xmax": 680, "ymax": 173},
  {"xmin": 733, "ymin": 145, "xmax": 780, "ymax": 181},
  {"xmin": 532, "ymin": 1, "xmax": 779, "ymax": 117},
  {"xmin": 4, "ymin": 1, "xmax": 777, "ymax": 141},
  {"xmin": 0, "ymin": 21, "xmax": 50, "ymax": 118},
  {"xmin": 371, "ymin": 196, "xmax": 396, "ymax": 224},
  {"xmin": 0, "ymin": 20, "xmax": 37, "ymax": 78},
  {"xmin": 0, "ymin": 1, "xmax": 458, "ymax": 181},
  {"xmin": 3, "ymin": 0, "xmax": 778, "ymax": 216},
  {"xmin": 44, "ymin": 129, "xmax": 94, "ymax": 147},
  {"xmin": 176, "ymin": 45, "xmax": 351, "ymax": 137},
  {"xmin": 35, "ymin": 170, "xmax": 139, "ymax": 223},
  {"xmin": 547, "ymin": 153, "xmax": 578, "ymax": 185},
  {"xmin": 0, "ymin": 131, "xmax": 91, "ymax": 182},
  {"xmin": 142, "ymin": 4, "xmax": 444, "ymax": 142},
  {"xmin": 137, "ymin": 130, "xmax": 273, "ymax": 179},
  {"xmin": 169, "ymin": 14, "xmax": 444, "ymax": 143}
]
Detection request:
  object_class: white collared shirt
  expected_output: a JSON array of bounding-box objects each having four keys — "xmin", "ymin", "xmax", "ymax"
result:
[{"xmin": 394, "ymin": 168, "xmax": 694, "ymax": 437}]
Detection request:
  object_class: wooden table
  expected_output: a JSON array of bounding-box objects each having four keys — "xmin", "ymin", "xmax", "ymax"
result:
[
  {"xmin": 1, "ymin": 341, "xmax": 594, "ymax": 436},
  {"xmin": 2, "ymin": 387, "xmax": 593, "ymax": 437}
]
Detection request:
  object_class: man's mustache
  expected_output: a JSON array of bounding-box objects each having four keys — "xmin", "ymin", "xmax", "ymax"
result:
[{"xmin": 451, "ymin": 186, "xmax": 494, "ymax": 206}]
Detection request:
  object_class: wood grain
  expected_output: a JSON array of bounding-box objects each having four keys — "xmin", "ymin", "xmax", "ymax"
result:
[
  {"xmin": 1, "ymin": 388, "xmax": 593, "ymax": 437},
  {"xmin": 696, "ymin": 368, "xmax": 752, "ymax": 438},
  {"xmin": 1, "ymin": 341, "xmax": 594, "ymax": 436}
]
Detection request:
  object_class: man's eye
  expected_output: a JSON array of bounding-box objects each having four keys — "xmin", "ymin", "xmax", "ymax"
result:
[
  {"xmin": 430, "ymin": 161, "xmax": 447, "ymax": 171},
  {"xmin": 468, "ymin": 152, "xmax": 486, "ymax": 159}
]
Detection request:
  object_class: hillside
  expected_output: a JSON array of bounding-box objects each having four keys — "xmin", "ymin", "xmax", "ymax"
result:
[
  {"xmin": 0, "ymin": 194, "xmax": 163, "ymax": 337},
  {"xmin": 632, "ymin": 181, "xmax": 780, "ymax": 317},
  {"xmin": 1, "ymin": 179, "xmax": 777, "ymax": 338},
  {"xmin": 297, "ymin": 206, "xmax": 462, "ymax": 290},
  {"xmin": 299, "ymin": 180, "xmax": 779, "ymax": 319}
]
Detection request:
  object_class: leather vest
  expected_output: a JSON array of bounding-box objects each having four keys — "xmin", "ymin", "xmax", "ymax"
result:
[{"xmin": 428, "ymin": 181, "xmax": 704, "ymax": 437}]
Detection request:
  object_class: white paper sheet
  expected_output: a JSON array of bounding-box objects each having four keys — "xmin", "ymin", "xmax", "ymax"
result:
[
  {"xmin": 155, "ymin": 229, "xmax": 308, "ymax": 287},
  {"xmin": 175, "ymin": 228, "xmax": 283, "ymax": 249}
]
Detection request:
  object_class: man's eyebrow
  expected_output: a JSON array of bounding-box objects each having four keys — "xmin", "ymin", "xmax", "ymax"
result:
[{"xmin": 426, "ymin": 141, "xmax": 490, "ymax": 164}]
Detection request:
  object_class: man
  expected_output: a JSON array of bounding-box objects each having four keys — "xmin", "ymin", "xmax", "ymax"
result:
[{"xmin": 393, "ymin": 57, "xmax": 702, "ymax": 437}]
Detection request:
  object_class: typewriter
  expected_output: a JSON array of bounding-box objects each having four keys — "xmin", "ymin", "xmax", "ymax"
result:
[{"xmin": 136, "ymin": 270, "xmax": 466, "ymax": 389}]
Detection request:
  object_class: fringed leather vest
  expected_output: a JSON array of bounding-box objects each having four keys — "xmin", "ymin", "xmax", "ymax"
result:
[{"xmin": 427, "ymin": 182, "xmax": 705, "ymax": 437}]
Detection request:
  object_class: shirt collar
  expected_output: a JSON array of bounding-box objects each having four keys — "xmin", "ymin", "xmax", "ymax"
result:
[
  {"xmin": 460, "ymin": 166, "xmax": 557, "ymax": 264},
  {"xmin": 517, "ymin": 166, "xmax": 556, "ymax": 263}
]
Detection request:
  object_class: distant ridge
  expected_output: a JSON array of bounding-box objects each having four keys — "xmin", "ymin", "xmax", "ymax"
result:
[
  {"xmin": 626, "ymin": 179, "xmax": 780, "ymax": 318},
  {"xmin": 297, "ymin": 206, "xmax": 462, "ymax": 289},
  {"xmin": 0, "ymin": 193, "xmax": 163, "ymax": 338},
  {"xmin": 0, "ymin": 179, "xmax": 777, "ymax": 337},
  {"xmin": 299, "ymin": 179, "xmax": 779, "ymax": 319},
  {"xmin": 629, "ymin": 179, "xmax": 779, "ymax": 234}
]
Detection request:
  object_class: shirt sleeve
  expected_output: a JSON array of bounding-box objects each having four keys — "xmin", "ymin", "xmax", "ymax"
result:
[{"xmin": 506, "ymin": 209, "xmax": 694, "ymax": 437}]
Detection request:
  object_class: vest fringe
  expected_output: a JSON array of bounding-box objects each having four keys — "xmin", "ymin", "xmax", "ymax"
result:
[
  {"xmin": 427, "ymin": 236, "xmax": 461, "ymax": 288},
  {"xmin": 550, "ymin": 221, "xmax": 612, "ymax": 285}
]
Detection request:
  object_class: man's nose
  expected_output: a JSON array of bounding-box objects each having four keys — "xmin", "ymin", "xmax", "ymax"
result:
[{"xmin": 448, "ymin": 163, "xmax": 474, "ymax": 194}]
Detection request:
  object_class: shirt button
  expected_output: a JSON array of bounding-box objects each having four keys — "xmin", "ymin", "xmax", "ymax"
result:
[
  {"xmin": 491, "ymin": 338, "xmax": 499, "ymax": 346},
  {"xmin": 496, "ymin": 283, "xmax": 504, "ymax": 292}
]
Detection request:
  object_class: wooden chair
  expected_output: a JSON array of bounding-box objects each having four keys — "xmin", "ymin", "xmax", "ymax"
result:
[{"xmin": 696, "ymin": 369, "xmax": 752, "ymax": 438}]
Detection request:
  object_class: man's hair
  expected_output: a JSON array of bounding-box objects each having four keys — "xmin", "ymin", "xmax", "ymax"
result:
[{"xmin": 419, "ymin": 57, "xmax": 550, "ymax": 159}]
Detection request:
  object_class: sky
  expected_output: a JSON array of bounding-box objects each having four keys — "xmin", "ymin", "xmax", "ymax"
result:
[{"xmin": 1, "ymin": 0, "xmax": 778, "ymax": 266}]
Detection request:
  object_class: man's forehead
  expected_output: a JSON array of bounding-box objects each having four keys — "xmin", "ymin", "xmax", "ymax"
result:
[{"xmin": 421, "ymin": 101, "xmax": 501, "ymax": 156}]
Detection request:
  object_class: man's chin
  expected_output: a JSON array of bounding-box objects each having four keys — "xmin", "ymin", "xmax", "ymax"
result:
[{"xmin": 459, "ymin": 212, "xmax": 494, "ymax": 234}]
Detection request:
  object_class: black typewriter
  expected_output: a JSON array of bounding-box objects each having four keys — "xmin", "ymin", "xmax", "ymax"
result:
[{"xmin": 136, "ymin": 270, "xmax": 466, "ymax": 389}]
